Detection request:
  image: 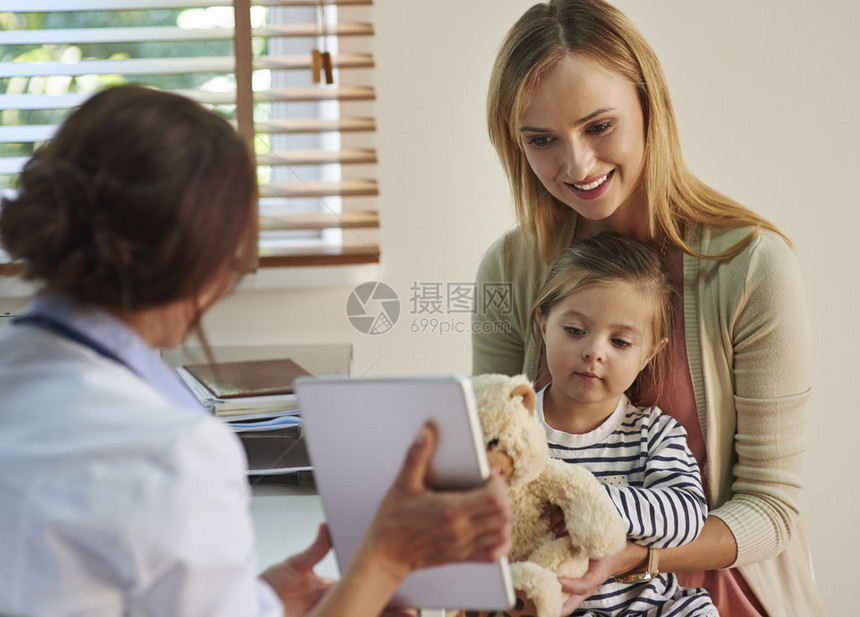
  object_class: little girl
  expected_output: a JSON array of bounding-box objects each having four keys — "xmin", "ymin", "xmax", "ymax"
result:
[{"xmin": 532, "ymin": 232, "xmax": 717, "ymax": 617}]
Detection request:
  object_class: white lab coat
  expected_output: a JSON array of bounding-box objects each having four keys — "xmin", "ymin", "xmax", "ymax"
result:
[{"xmin": 0, "ymin": 321, "xmax": 282, "ymax": 617}]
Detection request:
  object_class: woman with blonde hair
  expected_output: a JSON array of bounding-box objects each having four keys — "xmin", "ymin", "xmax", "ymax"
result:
[{"xmin": 473, "ymin": 0, "xmax": 825, "ymax": 614}]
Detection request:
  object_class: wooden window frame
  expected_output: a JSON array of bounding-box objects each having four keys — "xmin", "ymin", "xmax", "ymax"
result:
[{"xmin": 0, "ymin": 0, "xmax": 380, "ymax": 275}]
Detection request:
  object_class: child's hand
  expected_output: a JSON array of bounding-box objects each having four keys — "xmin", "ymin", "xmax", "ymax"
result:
[{"xmin": 543, "ymin": 504, "xmax": 568, "ymax": 538}]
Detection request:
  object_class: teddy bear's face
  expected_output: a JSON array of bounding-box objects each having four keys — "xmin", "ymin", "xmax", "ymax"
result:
[
  {"xmin": 486, "ymin": 439, "xmax": 514, "ymax": 479},
  {"xmin": 471, "ymin": 374, "xmax": 550, "ymax": 488}
]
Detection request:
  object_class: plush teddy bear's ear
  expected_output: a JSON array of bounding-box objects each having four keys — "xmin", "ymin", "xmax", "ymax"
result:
[{"xmin": 510, "ymin": 382, "xmax": 536, "ymax": 414}]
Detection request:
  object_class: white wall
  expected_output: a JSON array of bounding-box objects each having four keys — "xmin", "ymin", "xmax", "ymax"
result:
[
  {"xmin": 2, "ymin": 1, "xmax": 853, "ymax": 613},
  {"xmin": 206, "ymin": 2, "xmax": 860, "ymax": 612},
  {"xmin": 613, "ymin": 4, "xmax": 859, "ymax": 614}
]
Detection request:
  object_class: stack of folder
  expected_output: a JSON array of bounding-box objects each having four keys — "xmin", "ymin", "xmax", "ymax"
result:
[{"xmin": 177, "ymin": 357, "xmax": 313, "ymax": 476}]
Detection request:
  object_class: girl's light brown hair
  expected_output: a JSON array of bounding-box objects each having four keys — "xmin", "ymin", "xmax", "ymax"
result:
[
  {"xmin": 487, "ymin": 0, "xmax": 789, "ymax": 264},
  {"xmin": 532, "ymin": 232, "xmax": 673, "ymax": 403}
]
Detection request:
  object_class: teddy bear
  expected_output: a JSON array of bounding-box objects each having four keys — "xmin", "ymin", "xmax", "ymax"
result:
[{"xmin": 456, "ymin": 374, "xmax": 627, "ymax": 617}]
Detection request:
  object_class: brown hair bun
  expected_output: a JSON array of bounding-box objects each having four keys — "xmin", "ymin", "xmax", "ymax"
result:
[{"xmin": 0, "ymin": 85, "xmax": 257, "ymax": 310}]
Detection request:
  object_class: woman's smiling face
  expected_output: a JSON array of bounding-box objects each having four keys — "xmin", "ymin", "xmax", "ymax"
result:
[{"xmin": 519, "ymin": 53, "xmax": 647, "ymax": 235}]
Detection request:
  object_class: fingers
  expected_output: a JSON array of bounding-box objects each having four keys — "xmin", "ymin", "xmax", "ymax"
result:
[
  {"xmin": 369, "ymin": 428, "xmax": 512, "ymax": 572},
  {"xmin": 558, "ymin": 575, "xmax": 597, "ymax": 596},
  {"xmin": 557, "ymin": 557, "xmax": 614, "ymax": 597},
  {"xmin": 287, "ymin": 522, "xmax": 332, "ymax": 571},
  {"xmin": 393, "ymin": 423, "xmax": 438, "ymax": 494},
  {"xmin": 444, "ymin": 475, "xmax": 512, "ymax": 562},
  {"xmin": 543, "ymin": 505, "xmax": 568, "ymax": 538},
  {"xmin": 559, "ymin": 591, "xmax": 587, "ymax": 615},
  {"xmin": 442, "ymin": 485, "xmax": 509, "ymax": 548},
  {"xmin": 465, "ymin": 524, "xmax": 513, "ymax": 562},
  {"xmin": 486, "ymin": 468, "xmax": 509, "ymax": 493},
  {"xmin": 469, "ymin": 473, "xmax": 512, "ymax": 522}
]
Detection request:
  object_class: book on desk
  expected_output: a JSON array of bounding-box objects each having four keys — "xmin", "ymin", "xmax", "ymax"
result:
[
  {"xmin": 179, "ymin": 357, "xmax": 309, "ymax": 417},
  {"xmin": 176, "ymin": 357, "xmax": 313, "ymax": 478}
]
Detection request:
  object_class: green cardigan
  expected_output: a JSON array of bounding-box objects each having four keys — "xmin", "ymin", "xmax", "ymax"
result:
[{"xmin": 472, "ymin": 222, "xmax": 826, "ymax": 616}]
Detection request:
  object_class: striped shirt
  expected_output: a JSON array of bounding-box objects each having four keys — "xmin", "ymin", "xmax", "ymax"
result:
[{"xmin": 537, "ymin": 388, "xmax": 717, "ymax": 617}]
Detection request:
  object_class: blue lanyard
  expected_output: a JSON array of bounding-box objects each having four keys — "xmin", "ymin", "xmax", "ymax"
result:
[{"xmin": 12, "ymin": 313, "xmax": 138, "ymax": 376}]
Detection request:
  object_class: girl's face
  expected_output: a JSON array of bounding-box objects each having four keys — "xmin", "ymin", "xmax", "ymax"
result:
[
  {"xmin": 539, "ymin": 281, "xmax": 659, "ymax": 415},
  {"xmin": 519, "ymin": 53, "xmax": 647, "ymax": 236}
]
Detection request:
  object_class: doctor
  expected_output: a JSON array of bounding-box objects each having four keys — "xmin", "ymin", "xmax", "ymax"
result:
[{"xmin": 0, "ymin": 85, "xmax": 512, "ymax": 617}]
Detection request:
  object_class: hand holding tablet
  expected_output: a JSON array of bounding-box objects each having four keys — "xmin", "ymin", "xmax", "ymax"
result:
[{"xmin": 294, "ymin": 375, "xmax": 515, "ymax": 612}]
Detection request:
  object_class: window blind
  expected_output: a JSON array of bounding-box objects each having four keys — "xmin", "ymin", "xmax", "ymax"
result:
[{"xmin": 0, "ymin": 0, "xmax": 379, "ymax": 273}]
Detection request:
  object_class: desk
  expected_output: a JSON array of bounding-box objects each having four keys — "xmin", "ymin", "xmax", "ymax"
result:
[
  {"xmin": 250, "ymin": 480, "xmax": 339, "ymax": 578},
  {"xmin": 250, "ymin": 479, "xmax": 445, "ymax": 617}
]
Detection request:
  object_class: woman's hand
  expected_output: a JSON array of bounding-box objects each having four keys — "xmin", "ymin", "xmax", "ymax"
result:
[
  {"xmin": 557, "ymin": 557, "xmax": 614, "ymax": 614},
  {"xmin": 274, "ymin": 423, "xmax": 512, "ymax": 617},
  {"xmin": 260, "ymin": 523, "xmax": 337, "ymax": 617},
  {"xmin": 557, "ymin": 541, "xmax": 648, "ymax": 614},
  {"xmin": 359, "ymin": 423, "xmax": 513, "ymax": 581}
]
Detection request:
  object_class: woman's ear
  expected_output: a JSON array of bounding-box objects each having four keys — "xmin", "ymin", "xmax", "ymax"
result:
[{"xmin": 198, "ymin": 261, "xmax": 233, "ymax": 312}]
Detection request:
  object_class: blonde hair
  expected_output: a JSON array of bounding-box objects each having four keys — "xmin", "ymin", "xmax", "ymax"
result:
[
  {"xmin": 488, "ymin": 0, "xmax": 789, "ymax": 264},
  {"xmin": 532, "ymin": 232, "xmax": 673, "ymax": 403}
]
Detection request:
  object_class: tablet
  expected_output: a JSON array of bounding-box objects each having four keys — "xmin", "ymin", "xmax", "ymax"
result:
[{"xmin": 294, "ymin": 375, "xmax": 514, "ymax": 611}]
